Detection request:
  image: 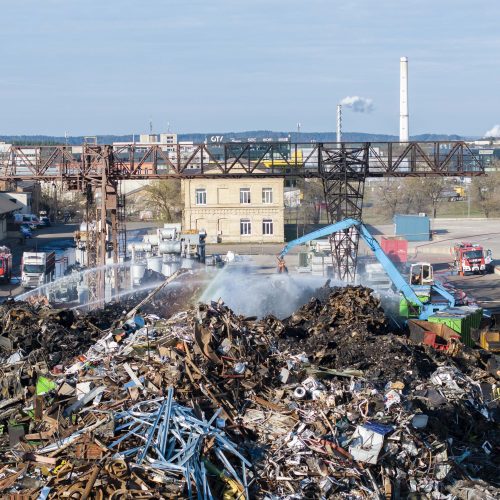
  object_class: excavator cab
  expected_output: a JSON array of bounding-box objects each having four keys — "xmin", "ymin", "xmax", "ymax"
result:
[{"xmin": 409, "ymin": 263, "xmax": 434, "ymax": 286}]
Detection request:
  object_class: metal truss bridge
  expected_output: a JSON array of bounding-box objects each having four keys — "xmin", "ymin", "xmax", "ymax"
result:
[
  {"xmin": 0, "ymin": 141, "xmax": 483, "ymax": 300},
  {"xmin": 0, "ymin": 141, "xmax": 483, "ymax": 181}
]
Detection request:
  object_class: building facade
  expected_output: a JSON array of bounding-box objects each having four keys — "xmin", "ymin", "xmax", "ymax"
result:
[
  {"xmin": 182, "ymin": 177, "xmax": 284, "ymax": 243},
  {"xmin": 0, "ymin": 194, "xmax": 23, "ymax": 241}
]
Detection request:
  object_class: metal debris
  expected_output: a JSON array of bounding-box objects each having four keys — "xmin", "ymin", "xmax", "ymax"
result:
[{"xmin": 0, "ymin": 284, "xmax": 498, "ymax": 498}]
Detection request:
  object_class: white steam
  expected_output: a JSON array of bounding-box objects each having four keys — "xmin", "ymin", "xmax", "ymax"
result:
[
  {"xmin": 200, "ymin": 260, "xmax": 342, "ymax": 319},
  {"xmin": 340, "ymin": 96, "xmax": 374, "ymax": 113},
  {"xmin": 484, "ymin": 124, "xmax": 500, "ymax": 138}
]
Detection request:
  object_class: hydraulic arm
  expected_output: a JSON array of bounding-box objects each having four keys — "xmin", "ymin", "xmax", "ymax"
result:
[{"xmin": 278, "ymin": 218, "xmax": 455, "ymax": 319}]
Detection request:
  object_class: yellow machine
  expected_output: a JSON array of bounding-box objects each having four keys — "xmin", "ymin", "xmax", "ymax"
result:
[
  {"xmin": 262, "ymin": 150, "xmax": 303, "ymax": 168},
  {"xmin": 479, "ymin": 331, "xmax": 500, "ymax": 351}
]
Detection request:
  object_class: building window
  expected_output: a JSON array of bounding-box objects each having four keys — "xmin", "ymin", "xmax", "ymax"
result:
[
  {"xmin": 262, "ymin": 188, "xmax": 273, "ymax": 204},
  {"xmin": 195, "ymin": 188, "xmax": 206, "ymax": 205},
  {"xmin": 240, "ymin": 188, "xmax": 251, "ymax": 204},
  {"xmin": 262, "ymin": 219, "xmax": 274, "ymax": 235},
  {"xmin": 240, "ymin": 219, "xmax": 251, "ymax": 235}
]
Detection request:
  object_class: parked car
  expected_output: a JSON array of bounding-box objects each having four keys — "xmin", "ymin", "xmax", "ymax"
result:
[
  {"xmin": 39, "ymin": 216, "xmax": 51, "ymax": 227},
  {"xmin": 14, "ymin": 213, "xmax": 42, "ymax": 227}
]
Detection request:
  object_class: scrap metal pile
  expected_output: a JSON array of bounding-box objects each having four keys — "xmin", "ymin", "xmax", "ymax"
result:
[{"xmin": 0, "ymin": 284, "xmax": 498, "ymax": 498}]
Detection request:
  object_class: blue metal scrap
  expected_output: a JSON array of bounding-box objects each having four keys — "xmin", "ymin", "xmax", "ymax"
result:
[{"xmin": 109, "ymin": 388, "xmax": 248, "ymax": 499}]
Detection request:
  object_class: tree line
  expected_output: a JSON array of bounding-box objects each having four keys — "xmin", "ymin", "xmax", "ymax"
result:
[{"xmin": 370, "ymin": 166, "xmax": 500, "ymax": 220}]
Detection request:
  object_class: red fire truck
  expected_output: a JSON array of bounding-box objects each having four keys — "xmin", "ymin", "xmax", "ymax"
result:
[
  {"xmin": 0, "ymin": 246, "xmax": 13, "ymax": 283},
  {"xmin": 453, "ymin": 242, "xmax": 487, "ymax": 275}
]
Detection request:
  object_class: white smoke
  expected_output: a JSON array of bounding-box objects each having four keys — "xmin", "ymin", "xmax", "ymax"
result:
[
  {"xmin": 340, "ymin": 96, "xmax": 374, "ymax": 113},
  {"xmin": 484, "ymin": 125, "xmax": 500, "ymax": 138}
]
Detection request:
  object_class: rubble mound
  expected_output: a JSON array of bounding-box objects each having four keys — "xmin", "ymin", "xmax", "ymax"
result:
[
  {"xmin": 277, "ymin": 286, "xmax": 437, "ymax": 383},
  {"xmin": 0, "ymin": 301, "xmax": 99, "ymax": 368},
  {"xmin": 0, "ymin": 284, "xmax": 498, "ymax": 499}
]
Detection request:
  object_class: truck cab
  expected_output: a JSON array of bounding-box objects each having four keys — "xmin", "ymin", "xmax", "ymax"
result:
[
  {"xmin": 0, "ymin": 246, "xmax": 12, "ymax": 283},
  {"xmin": 21, "ymin": 251, "xmax": 56, "ymax": 288},
  {"xmin": 454, "ymin": 242, "xmax": 486, "ymax": 275}
]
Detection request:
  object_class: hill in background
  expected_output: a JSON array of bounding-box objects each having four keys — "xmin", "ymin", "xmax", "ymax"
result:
[{"xmin": 0, "ymin": 131, "xmax": 467, "ymax": 145}]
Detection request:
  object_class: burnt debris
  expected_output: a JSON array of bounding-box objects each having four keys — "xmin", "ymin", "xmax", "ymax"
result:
[{"xmin": 0, "ymin": 285, "xmax": 498, "ymax": 499}]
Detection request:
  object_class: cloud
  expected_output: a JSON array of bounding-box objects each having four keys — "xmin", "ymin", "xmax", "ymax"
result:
[
  {"xmin": 340, "ymin": 96, "xmax": 374, "ymax": 113},
  {"xmin": 484, "ymin": 124, "xmax": 500, "ymax": 138}
]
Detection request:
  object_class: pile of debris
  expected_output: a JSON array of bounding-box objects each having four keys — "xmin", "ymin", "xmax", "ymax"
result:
[
  {"xmin": 0, "ymin": 301, "xmax": 100, "ymax": 368},
  {"xmin": 0, "ymin": 283, "xmax": 498, "ymax": 498}
]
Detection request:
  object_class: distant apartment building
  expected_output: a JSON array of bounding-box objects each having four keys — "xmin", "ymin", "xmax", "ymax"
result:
[
  {"xmin": 139, "ymin": 133, "xmax": 177, "ymax": 145},
  {"xmin": 182, "ymin": 177, "xmax": 284, "ymax": 243},
  {"xmin": 467, "ymin": 139, "xmax": 500, "ymax": 171}
]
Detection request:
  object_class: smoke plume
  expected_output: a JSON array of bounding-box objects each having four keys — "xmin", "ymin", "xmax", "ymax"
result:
[
  {"xmin": 484, "ymin": 125, "xmax": 500, "ymax": 138},
  {"xmin": 340, "ymin": 96, "xmax": 374, "ymax": 113}
]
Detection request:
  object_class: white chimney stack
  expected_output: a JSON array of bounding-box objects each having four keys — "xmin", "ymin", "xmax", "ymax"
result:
[
  {"xmin": 399, "ymin": 56, "xmax": 409, "ymax": 142},
  {"xmin": 336, "ymin": 104, "xmax": 342, "ymax": 143}
]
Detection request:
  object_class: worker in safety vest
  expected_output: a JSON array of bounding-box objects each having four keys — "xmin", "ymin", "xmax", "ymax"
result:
[{"xmin": 277, "ymin": 257, "xmax": 288, "ymax": 274}]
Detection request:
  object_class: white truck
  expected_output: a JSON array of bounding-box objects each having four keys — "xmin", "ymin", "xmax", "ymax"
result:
[{"xmin": 21, "ymin": 251, "xmax": 56, "ymax": 289}]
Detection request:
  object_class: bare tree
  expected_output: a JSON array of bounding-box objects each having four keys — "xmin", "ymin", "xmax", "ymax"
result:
[
  {"xmin": 472, "ymin": 170, "xmax": 500, "ymax": 218},
  {"xmin": 144, "ymin": 179, "xmax": 182, "ymax": 222},
  {"xmin": 402, "ymin": 178, "xmax": 445, "ymax": 218},
  {"xmin": 300, "ymin": 179, "xmax": 326, "ymax": 223},
  {"xmin": 374, "ymin": 179, "xmax": 405, "ymax": 219}
]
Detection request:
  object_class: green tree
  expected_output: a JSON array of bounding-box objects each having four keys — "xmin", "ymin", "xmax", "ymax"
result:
[{"xmin": 144, "ymin": 179, "xmax": 182, "ymax": 222}]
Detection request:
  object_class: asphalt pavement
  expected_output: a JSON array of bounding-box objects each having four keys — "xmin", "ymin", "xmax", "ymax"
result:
[{"xmin": 0, "ymin": 223, "xmax": 78, "ymax": 299}]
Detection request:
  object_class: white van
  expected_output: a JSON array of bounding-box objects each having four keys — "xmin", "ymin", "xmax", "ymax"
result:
[{"xmin": 14, "ymin": 213, "xmax": 41, "ymax": 226}]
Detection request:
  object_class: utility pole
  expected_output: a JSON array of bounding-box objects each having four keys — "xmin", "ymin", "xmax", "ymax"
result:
[{"xmin": 467, "ymin": 183, "xmax": 471, "ymax": 218}]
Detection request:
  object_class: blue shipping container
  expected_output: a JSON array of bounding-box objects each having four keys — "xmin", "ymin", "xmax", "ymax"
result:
[{"xmin": 394, "ymin": 214, "xmax": 430, "ymax": 242}]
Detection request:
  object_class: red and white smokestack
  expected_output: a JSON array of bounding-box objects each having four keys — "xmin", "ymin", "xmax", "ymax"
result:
[
  {"xmin": 336, "ymin": 104, "xmax": 342, "ymax": 143},
  {"xmin": 400, "ymin": 56, "xmax": 409, "ymax": 142}
]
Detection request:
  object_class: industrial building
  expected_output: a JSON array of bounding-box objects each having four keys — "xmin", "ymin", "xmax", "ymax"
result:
[
  {"xmin": 0, "ymin": 195, "xmax": 23, "ymax": 241},
  {"xmin": 182, "ymin": 176, "xmax": 284, "ymax": 243}
]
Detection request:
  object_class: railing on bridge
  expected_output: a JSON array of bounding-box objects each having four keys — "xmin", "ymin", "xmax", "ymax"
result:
[{"xmin": 0, "ymin": 141, "xmax": 484, "ymax": 181}]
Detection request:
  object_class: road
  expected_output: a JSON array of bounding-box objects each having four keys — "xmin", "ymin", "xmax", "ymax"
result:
[
  {"xmin": 0, "ymin": 223, "xmax": 78, "ymax": 299},
  {"xmin": 364, "ymin": 218, "xmax": 500, "ymax": 311}
]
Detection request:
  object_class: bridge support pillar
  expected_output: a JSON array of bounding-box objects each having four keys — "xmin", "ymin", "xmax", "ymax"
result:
[
  {"xmin": 319, "ymin": 144, "xmax": 369, "ymax": 282},
  {"xmin": 82, "ymin": 145, "xmax": 127, "ymax": 307}
]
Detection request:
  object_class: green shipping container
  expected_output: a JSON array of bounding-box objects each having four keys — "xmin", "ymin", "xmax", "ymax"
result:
[{"xmin": 428, "ymin": 309, "xmax": 475, "ymax": 347}]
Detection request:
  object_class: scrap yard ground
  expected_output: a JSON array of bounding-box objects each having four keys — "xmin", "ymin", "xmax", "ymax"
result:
[
  {"xmin": 0, "ymin": 263, "xmax": 498, "ymax": 497},
  {"xmin": 0, "ymin": 216, "xmax": 498, "ymax": 498}
]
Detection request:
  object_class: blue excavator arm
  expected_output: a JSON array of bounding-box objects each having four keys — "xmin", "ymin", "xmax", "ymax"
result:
[
  {"xmin": 278, "ymin": 218, "xmax": 455, "ymax": 316},
  {"xmin": 278, "ymin": 218, "xmax": 360, "ymax": 259}
]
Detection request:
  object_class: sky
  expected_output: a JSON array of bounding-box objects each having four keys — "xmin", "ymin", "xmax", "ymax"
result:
[{"xmin": 0, "ymin": 0, "xmax": 499, "ymax": 137}]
